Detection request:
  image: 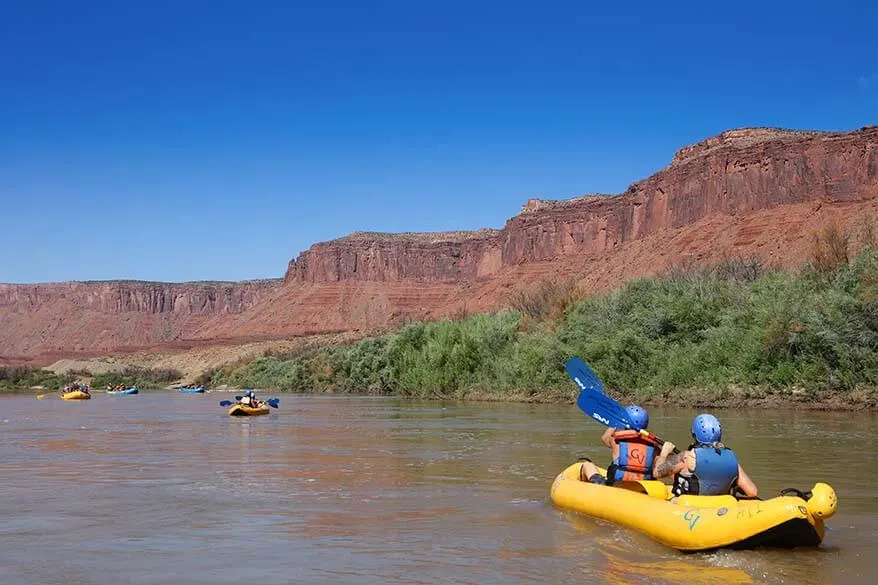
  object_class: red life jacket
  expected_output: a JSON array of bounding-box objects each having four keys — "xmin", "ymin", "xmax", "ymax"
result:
[{"xmin": 609, "ymin": 430, "xmax": 659, "ymax": 482}]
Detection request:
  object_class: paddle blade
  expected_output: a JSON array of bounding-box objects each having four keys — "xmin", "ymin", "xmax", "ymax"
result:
[
  {"xmin": 267, "ymin": 398, "xmax": 279, "ymax": 408},
  {"xmin": 219, "ymin": 400, "xmax": 234, "ymax": 407},
  {"xmin": 565, "ymin": 357, "xmax": 605, "ymax": 394},
  {"xmin": 567, "ymin": 356, "xmax": 628, "ymax": 427},
  {"xmin": 567, "ymin": 357, "xmax": 675, "ymax": 450},
  {"xmin": 576, "ymin": 389, "xmax": 632, "ymax": 429}
]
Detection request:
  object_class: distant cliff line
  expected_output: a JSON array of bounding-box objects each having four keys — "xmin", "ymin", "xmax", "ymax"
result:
[
  {"xmin": 2, "ymin": 124, "xmax": 876, "ymax": 363},
  {"xmin": 286, "ymin": 125, "xmax": 878, "ymax": 283},
  {"xmin": 4, "ymin": 125, "xmax": 876, "ymax": 290}
]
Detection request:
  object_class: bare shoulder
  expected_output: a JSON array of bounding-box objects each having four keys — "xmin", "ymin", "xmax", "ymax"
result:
[{"xmin": 684, "ymin": 449, "xmax": 697, "ymax": 471}]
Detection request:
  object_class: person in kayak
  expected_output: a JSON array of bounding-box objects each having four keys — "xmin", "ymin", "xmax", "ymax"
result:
[
  {"xmin": 240, "ymin": 390, "xmax": 262, "ymax": 408},
  {"xmin": 653, "ymin": 413, "xmax": 759, "ymax": 498},
  {"xmin": 579, "ymin": 405, "xmax": 676, "ymax": 485}
]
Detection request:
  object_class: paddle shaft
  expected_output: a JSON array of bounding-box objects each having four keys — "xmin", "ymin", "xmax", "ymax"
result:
[{"xmin": 220, "ymin": 398, "xmax": 279, "ymax": 408}]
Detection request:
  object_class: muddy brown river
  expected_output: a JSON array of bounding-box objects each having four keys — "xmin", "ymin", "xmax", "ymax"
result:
[{"xmin": 0, "ymin": 393, "xmax": 875, "ymax": 584}]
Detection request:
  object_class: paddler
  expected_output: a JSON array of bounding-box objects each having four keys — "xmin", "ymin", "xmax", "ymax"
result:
[
  {"xmin": 654, "ymin": 413, "xmax": 759, "ymax": 498},
  {"xmin": 240, "ymin": 389, "xmax": 262, "ymax": 408},
  {"xmin": 579, "ymin": 405, "xmax": 676, "ymax": 485}
]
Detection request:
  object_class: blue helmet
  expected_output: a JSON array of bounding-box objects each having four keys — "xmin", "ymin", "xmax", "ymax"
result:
[
  {"xmin": 246, "ymin": 389, "xmax": 256, "ymax": 398},
  {"xmin": 625, "ymin": 405, "xmax": 649, "ymax": 431},
  {"xmin": 692, "ymin": 413, "xmax": 722, "ymax": 443}
]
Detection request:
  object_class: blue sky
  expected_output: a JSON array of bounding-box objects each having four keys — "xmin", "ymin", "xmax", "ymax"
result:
[{"xmin": 1, "ymin": 0, "xmax": 876, "ymax": 283}]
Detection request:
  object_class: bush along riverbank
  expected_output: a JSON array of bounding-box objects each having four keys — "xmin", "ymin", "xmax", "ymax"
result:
[
  {"xmin": 208, "ymin": 247, "xmax": 878, "ymax": 409},
  {"xmin": 90, "ymin": 367, "xmax": 183, "ymax": 390},
  {"xmin": 0, "ymin": 366, "xmax": 74, "ymax": 392},
  {"xmin": 0, "ymin": 365, "xmax": 184, "ymax": 392}
]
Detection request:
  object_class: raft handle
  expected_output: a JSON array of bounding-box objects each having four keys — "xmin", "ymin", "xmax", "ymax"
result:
[{"xmin": 780, "ymin": 487, "xmax": 813, "ymax": 500}]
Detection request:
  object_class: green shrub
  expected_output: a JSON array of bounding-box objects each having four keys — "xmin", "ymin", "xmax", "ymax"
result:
[
  {"xmin": 92, "ymin": 367, "xmax": 182, "ymax": 389},
  {"xmin": 202, "ymin": 249, "xmax": 878, "ymax": 401},
  {"xmin": 0, "ymin": 366, "xmax": 72, "ymax": 390}
]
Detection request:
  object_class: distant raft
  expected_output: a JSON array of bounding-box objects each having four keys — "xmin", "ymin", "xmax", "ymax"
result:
[
  {"xmin": 178, "ymin": 386, "xmax": 206, "ymax": 394},
  {"xmin": 107, "ymin": 387, "xmax": 138, "ymax": 395},
  {"xmin": 60, "ymin": 390, "xmax": 91, "ymax": 400},
  {"xmin": 550, "ymin": 462, "xmax": 837, "ymax": 552},
  {"xmin": 228, "ymin": 403, "xmax": 270, "ymax": 417}
]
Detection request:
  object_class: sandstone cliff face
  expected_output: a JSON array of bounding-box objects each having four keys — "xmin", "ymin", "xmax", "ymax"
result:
[
  {"xmin": 2, "ymin": 126, "xmax": 877, "ymax": 363},
  {"xmin": 0, "ymin": 280, "xmax": 278, "ymax": 315},
  {"xmin": 0, "ymin": 280, "xmax": 279, "ymax": 362},
  {"xmin": 284, "ymin": 126, "xmax": 878, "ymax": 284},
  {"xmin": 284, "ymin": 230, "xmax": 500, "ymax": 283}
]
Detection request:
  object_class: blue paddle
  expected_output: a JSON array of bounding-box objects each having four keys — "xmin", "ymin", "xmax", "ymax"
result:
[
  {"xmin": 565, "ymin": 357, "xmax": 606, "ymax": 394},
  {"xmin": 565, "ymin": 357, "xmax": 674, "ymax": 450}
]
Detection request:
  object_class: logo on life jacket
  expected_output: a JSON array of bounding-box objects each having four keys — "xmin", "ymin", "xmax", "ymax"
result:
[{"xmin": 610, "ymin": 430, "xmax": 659, "ymax": 482}]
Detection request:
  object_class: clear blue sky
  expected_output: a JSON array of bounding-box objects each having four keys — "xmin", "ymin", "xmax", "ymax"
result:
[{"xmin": 1, "ymin": 1, "xmax": 876, "ymax": 283}]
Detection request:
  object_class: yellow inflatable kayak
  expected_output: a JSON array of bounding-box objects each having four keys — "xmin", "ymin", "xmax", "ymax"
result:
[
  {"xmin": 60, "ymin": 390, "xmax": 91, "ymax": 400},
  {"xmin": 228, "ymin": 403, "xmax": 270, "ymax": 416},
  {"xmin": 550, "ymin": 462, "xmax": 837, "ymax": 552}
]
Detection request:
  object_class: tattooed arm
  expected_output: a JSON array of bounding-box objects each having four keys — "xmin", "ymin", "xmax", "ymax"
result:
[{"xmin": 653, "ymin": 443, "xmax": 686, "ymax": 479}]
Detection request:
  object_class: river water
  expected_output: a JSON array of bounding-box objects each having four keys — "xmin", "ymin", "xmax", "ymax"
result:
[{"xmin": 0, "ymin": 392, "xmax": 875, "ymax": 585}]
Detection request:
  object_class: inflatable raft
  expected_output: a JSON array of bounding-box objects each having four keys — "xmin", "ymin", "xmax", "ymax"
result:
[
  {"xmin": 228, "ymin": 403, "xmax": 270, "ymax": 416},
  {"xmin": 107, "ymin": 387, "xmax": 138, "ymax": 395},
  {"xmin": 60, "ymin": 390, "xmax": 91, "ymax": 400},
  {"xmin": 550, "ymin": 462, "xmax": 837, "ymax": 552},
  {"xmin": 179, "ymin": 386, "xmax": 206, "ymax": 394}
]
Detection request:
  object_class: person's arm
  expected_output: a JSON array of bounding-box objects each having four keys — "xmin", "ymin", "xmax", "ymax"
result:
[
  {"xmin": 600, "ymin": 427, "xmax": 616, "ymax": 449},
  {"xmin": 653, "ymin": 443, "xmax": 687, "ymax": 478},
  {"xmin": 736, "ymin": 464, "xmax": 758, "ymax": 498}
]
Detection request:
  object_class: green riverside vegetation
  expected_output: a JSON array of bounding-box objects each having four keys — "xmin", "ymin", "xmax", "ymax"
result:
[
  {"xmin": 90, "ymin": 367, "xmax": 183, "ymax": 390},
  {"xmin": 207, "ymin": 245, "xmax": 878, "ymax": 405},
  {"xmin": 0, "ymin": 366, "xmax": 183, "ymax": 392},
  {"xmin": 0, "ymin": 366, "xmax": 73, "ymax": 391}
]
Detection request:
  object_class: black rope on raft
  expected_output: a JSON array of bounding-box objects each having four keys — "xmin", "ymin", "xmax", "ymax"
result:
[{"xmin": 780, "ymin": 487, "xmax": 813, "ymax": 500}]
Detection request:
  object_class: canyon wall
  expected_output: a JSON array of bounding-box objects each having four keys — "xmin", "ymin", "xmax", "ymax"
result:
[
  {"xmin": 283, "ymin": 126, "xmax": 878, "ymax": 285},
  {"xmin": 2, "ymin": 125, "xmax": 877, "ymax": 363},
  {"xmin": 0, "ymin": 280, "xmax": 279, "ymax": 362},
  {"xmin": 0, "ymin": 280, "xmax": 277, "ymax": 315}
]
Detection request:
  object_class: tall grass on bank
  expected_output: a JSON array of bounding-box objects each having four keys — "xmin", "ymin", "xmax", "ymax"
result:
[
  {"xmin": 91, "ymin": 367, "xmax": 183, "ymax": 389},
  {"xmin": 0, "ymin": 366, "xmax": 73, "ymax": 391},
  {"xmin": 0, "ymin": 365, "xmax": 184, "ymax": 392},
  {"xmin": 206, "ymin": 248, "xmax": 878, "ymax": 401}
]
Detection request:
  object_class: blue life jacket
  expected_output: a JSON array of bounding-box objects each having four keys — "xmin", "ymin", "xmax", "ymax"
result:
[{"xmin": 672, "ymin": 443, "xmax": 739, "ymax": 496}]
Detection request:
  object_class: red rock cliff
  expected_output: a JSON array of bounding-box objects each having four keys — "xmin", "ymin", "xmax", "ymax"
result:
[
  {"xmin": 3, "ymin": 125, "xmax": 877, "ymax": 363},
  {"xmin": 0, "ymin": 280, "xmax": 279, "ymax": 362},
  {"xmin": 284, "ymin": 126, "xmax": 878, "ymax": 284},
  {"xmin": 0, "ymin": 280, "xmax": 275, "ymax": 315}
]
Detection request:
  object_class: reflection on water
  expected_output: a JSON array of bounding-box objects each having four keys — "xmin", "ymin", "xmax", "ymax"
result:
[
  {"xmin": 602, "ymin": 548, "xmax": 758, "ymax": 585},
  {"xmin": 0, "ymin": 393, "xmax": 875, "ymax": 584}
]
